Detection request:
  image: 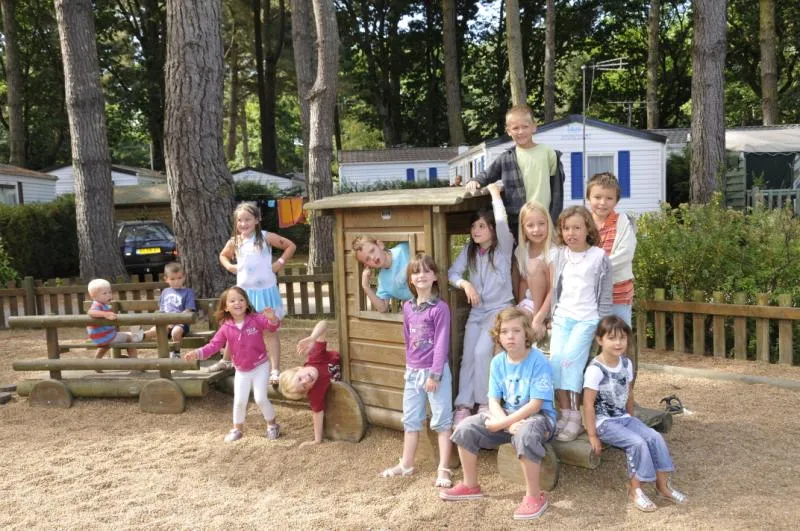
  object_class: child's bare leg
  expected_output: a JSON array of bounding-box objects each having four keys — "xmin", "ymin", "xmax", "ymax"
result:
[
  {"xmin": 457, "ymin": 446, "xmax": 479, "ymax": 487},
  {"xmin": 170, "ymin": 325, "xmax": 185, "ymax": 349},
  {"xmin": 655, "ymin": 470, "xmax": 669, "ymax": 495},
  {"xmin": 555, "ymin": 389, "xmax": 571, "ymax": 411},
  {"xmin": 526, "ymin": 259, "xmax": 548, "ymax": 311},
  {"xmin": 95, "ymin": 346, "xmax": 109, "ymax": 360},
  {"xmin": 629, "ymin": 475, "xmax": 643, "ymax": 498},
  {"xmin": 142, "ymin": 326, "xmax": 157, "ymax": 340},
  {"xmin": 402, "ymin": 431, "xmax": 419, "ymax": 468},
  {"xmin": 520, "ymin": 457, "xmax": 542, "ymax": 497},
  {"xmin": 437, "ymin": 430, "xmax": 454, "ymax": 482},
  {"xmin": 127, "ymin": 347, "xmax": 138, "ymax": 358}
]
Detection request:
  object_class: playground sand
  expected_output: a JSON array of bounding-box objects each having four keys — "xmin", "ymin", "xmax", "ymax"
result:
[{"xmin": 1, "ymin": 324, "xmax": 799, "ymax": 529}]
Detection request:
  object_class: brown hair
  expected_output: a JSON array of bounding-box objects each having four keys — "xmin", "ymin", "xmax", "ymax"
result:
[
  {"xmin": 586, "ymin": 172, "xmax": 621, "ymax": 201},
  {"xmin": 595, "ymin": 315, "xmax": 632, "ymax": 342},
  {"xmin": 556, "ymin": 206, "xmax": 600, "ymax": 247},
  {"xmin": 490, "ymin": 307, "xmax": 536, "ymax": 350},
  {"xmin": 505, "ymin": 104, "xmax": 535, "ymax": 124},
  {"xmin": 406, "ymin": 254, "xmax": 440, "ymax": 298},
  {"xmin": 214, "ymin": 286, "xmax": 254, "ymax": 323},
  {"xmin": 164, "ymin": 262, "xmax": 184, "ymax": 276},
  {"xmin": 278, "ymin": 367, "xmax": 306, "ymax": 400},
  {"xmin": 466, "ymin": 207, "xmax": 498, "ymax": 272},
  {"xmin": 231, "ymin": 202, "xmax": 265, "ymax": 251}
]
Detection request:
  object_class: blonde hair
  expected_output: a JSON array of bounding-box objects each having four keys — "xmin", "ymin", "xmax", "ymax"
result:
[
  {"xmin": 87, "ymin": 278, "xmax": 111, "ymax": 297},
  {"xmin": 278, "ymin": 367, "xmax": 306, "ymax": 400},
  {"xmin": 490, "ymin": 307, "xmax": 536, "ymax": 349},
  {"xmin": 515, "ymin": 200, "xmax": 554, "ymax": 274},
  {"xmin": 556, "ymin": 206, "xmax": 600, "ymax": 247},
  {"xmin": 586, "ymin": 172, "xmax": 621, "ymax": 201},
  {"xmin": 231, "ymin": 202, "xmax": 265, "ymax": 251},
  {"xmin": 351, "ymin": 235, "xmax": 380, "ymax": 255},
  {"xmin": 505, "ymin": 104, "xmax": 535, "ymax": 124},
  {"xmin": 164, "ymin": 262, "xmax": 184, "ymax": 276}
]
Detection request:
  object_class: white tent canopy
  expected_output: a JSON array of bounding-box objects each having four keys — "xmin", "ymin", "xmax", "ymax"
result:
[{"xmin": 724, "ymin": 128, "xmax": 800, "ymax": 153}]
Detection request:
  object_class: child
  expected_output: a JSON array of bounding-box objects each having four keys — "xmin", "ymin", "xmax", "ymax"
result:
[
  {"xmin": 583, "ymin": 316, "xmax": 687, "ymax": 511},
  {"xmin": 465, "ymin": 104, "xmax": 562, "ymax": 234},
  {"xmin": 214, "ymin": 202, "xmax": 296, "ymax": 381},
  {"xmin": 441, "ymin": 307, "xmax": 556, "ymax": 521},
  {"xmin": 278, "ymin": 320, "xmax": 342, "ymax": 447},
  {"xmin": 549, "ymin": 206, "xmax": 612, "ymax": 442},
  {"xmin": 142, "ymin": 262, "xmax": 196, "ymax": 358},
  {"xmin": 515, "ymin": 200, "xmax": 555, "ymax": 339},
  {"xmin": 379, "ymin": 254, "xmax": 454, "ymax": 488},
  {"xmin": 184, "ymin": 287, "xmax": 281, "ymax": 442},
  {"xmin": 86, "ymin": 279, "xmax": 143, "ymax": 364},
  {"xmin": 448, "ymin": 182, "xmax": 515, "ymax": 426},
  {"xmin": 586, "ymin": 172, "xmax": 637, "ymax": 326},
  {"xmin": 352, "ymin": 235, "xmax": 413, "ymax": 313}
]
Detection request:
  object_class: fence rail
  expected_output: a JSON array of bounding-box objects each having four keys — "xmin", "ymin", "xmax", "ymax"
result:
[
  {"xmin": 746, "ymin": 187, "xmax": 800, "ymax": 215},
  {"xmin": 636, "ymin": 288, "xmax": 799, "ymax": 366},
  {"xmin": 0, "ymin": 267, "xmax": 334, "ymax": 328}
]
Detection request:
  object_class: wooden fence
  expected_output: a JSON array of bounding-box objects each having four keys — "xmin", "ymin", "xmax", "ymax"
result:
[
  {"xmin": 636, "ymin": 288, "xmax": 799, "ymax": 366},
  {"xmin": 746, "ymin": 187, "xmax": 800, "ymax": 215},
  {"xmin": 0, "ymin": 267, "xmax": 334, "ymax": 328}
]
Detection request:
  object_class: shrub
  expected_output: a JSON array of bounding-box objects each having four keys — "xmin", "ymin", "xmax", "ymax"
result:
[
  {"xmin": 337, "ymin": 179, "xmax": 450, "ymax": 193},
  {"xmin": 0, "ymin": 237, "xmax": 18, "ymax": 285}
]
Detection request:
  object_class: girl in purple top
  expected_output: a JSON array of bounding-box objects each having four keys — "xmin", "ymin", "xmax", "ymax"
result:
[
  {"xmin": 184, "ymin": 287, "xmax": 281, "ymax": 443},
  {"xmin": 380, "ymin": 254, "xmax": 454, "ymax": 488}
]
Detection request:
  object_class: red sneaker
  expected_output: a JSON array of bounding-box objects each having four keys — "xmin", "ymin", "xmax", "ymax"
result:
[
  {"xmin": 513, "ymin": 493, "xmax": 548, "ymax": 520},
  {"xmin": 439, "ymin": 482, "xmax": 484, "ymax": 501}
]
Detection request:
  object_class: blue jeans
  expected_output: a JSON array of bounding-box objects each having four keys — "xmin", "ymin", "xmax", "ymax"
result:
[
  {"xmin": 402, "ymin": 365, "xmax": 453, "ymax": 432},
  {"xmin": 549, "ymin": 314, "xmax": 598, "ymax": 392},
  {"xmin": 597, "ymin": 416, "xmax": 675, "ymax": 482},
  {"xmin": 612, "ymin": 304, "xmax": 632, "ymax": 327}
]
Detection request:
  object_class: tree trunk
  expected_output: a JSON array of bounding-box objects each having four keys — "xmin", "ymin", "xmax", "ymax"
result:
[
  {"xmin": 164, "ymin": 0, "xmax": 235, "ymax": 297},
  {"xmin": 54, "ymin": 0, "xmax": 127, "ymax": 280},
  {"xmin": 494, "ymin": 0, "xmax": 507, "ymax": 135},
  {"xmin": 505, "ymin": 0, "xmax": 526, "ymax": 105},
  {"xmin": 759, "ymin": 0, "xmax": 777, "ymax": 125},
  {"xmin": 291, "ymin": 0, "xmax": 316, "ymax": 185},
  {"xmin": 253, "ymin": 0, "xmax": 285, "ymax": 172},
  {"xmin": 690, "ymin": 0, "xmax": 727, "ymax": 204},
  {"xmin": 442, "ymin": 0, "xmax": 465, "ymax": 145},
  {"xmin": 1, "ymin": 0, "xmax": 24, "ymax": 166},
  {"xmin": 226, "ymin": 43, "xmax": 240, "ymax": 162},
  {"xmin": 306, "ymin": 0, "xmax": 338, "ymax": 273},
  {"xmin": 646, "ymin": 0, "xmax": 660, "ymax": 129},
  {"xmin": 241, "ymin": 98, "xmax": 250, "ymax": 167},
  {"xmin": 543, "ymin": 0, "xmax": 555, "ymax": 123}
]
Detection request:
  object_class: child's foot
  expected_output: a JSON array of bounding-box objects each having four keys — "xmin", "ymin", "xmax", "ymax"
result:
[
  {"xmin": 556, "ymin": 411, "xmax": 584, "ymax": 442},
  {"xmin": 129, "ymin": 326, "xmax": 144, "ymax": 343},
  {"xmin": 656, "ymin": 479, "xmax": 688, "ymax": 505},
  {"xmin": 169, "ymin": 350, "xmax": 181, "ymax": 360},
  {"xmin": 203, "ymin": 359, "xmax": 232, "ymax": 373},
  {"xmin": 453, "ymin": 407, "xmax": 471, "ymax": 428},
  {"xmin": 265, "ymin": 423, "xmax": 281, "ymax": 440},
  {"xmin": 224, "ymin": 428, "xmax": 243, "ymax": 443},
  {"xmin": 269, "ymin": 369, "xmax": 280, "ymax": 386},
  {"xmin": 513, "ymin": 493, "xmax": 549, "ymax": 520},
  {"xmin": 630, "ymin": 487, "xmax": 657, "ymax": 512},
  {"xmin": 439, "ymin": 482, "xmax": 484, "ymax": 501},
  {"xmin": 434, "ymin": 467, "xmax": 453, "ymax": 488},
  {"xmin": 380, "ymin": 459, "xmax": 414, "ymax": 478}
]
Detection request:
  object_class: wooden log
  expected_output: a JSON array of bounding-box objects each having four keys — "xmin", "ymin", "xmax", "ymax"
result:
[
  {"xmin": 653, "ymin": 288, "xmax": 666, "ymax": 350},
  {"xmin": 0, "ymin": 392, "xmax": 12, "ymax": 404},
  {"xmin": 139, "ymin": 379, "xmax": 185, "ymax": 414},
  {"xmin": 365, "ymin": 405, "xmax": 403, "ymax": 431},
  {"xmin": 733, "ymin": 292, "xmax": 748, "ymax": 360},
  {"xmin": 8, "ymin": 312, "xmax": 196, "ymax": 329},
  {"xmin": 756, "ymin": 293, "xmax": 771, "ymax": 362},
  {"xmin": 551, "ymin": 435, "xmax": 601, "ymax": 469},
  {"xmin": 496, "ymin": 443, "xmax": 560, "ymax": 492},
  {"xmin": 59, "ymin": 341, "xmax": 180, "ymax": 352},
  {"xmin": 29, "ymin": 380, "xmax": 72, "ymax": 408},
  {"xmin": 691, "ymin": 290, "xmax": 706, "ymax": 355},
  {"xmin": 633, "ymin": 403, "xmax": 673, "ymax": 434},
  {"xmin": 777, "ymin": 294, "xmax": 793, "ymax": 365},
  {"xmin": 16, "ymin": 377, "xmax": 209, "ymax": 398},
  {"xmin": 45, "ymin": 327, "xmax": 60, "ymax": 380},
  {"xmin": 0, "ymin": 383, "xmax": 16, "ymax": 393},
  {"xmin": 673, "ymin": 291, "xmax": 686, "ymax": 353},
  {"xmin": 712, "ymin": 291, "xmax": 726, "ymax": 357},
  {"xmin": 13, "ymin": 358, "xmax": 199, "ymax": 371}
]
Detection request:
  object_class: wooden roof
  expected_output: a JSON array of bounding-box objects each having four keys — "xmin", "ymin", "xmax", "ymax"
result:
[
  {"xmin": 114, "ymin": 184, "xmax": 170, "ymax": 206},
  {"xmin": 0, "ymin": 164, "xmax": 57, "ymax": 181},
  {"xmin": 305, "ymin": 186, "xmax": 488, "ymax": 211},
  {"xmin": 339, "ymin": 147, "xmax": 460, "ymax": 164}
]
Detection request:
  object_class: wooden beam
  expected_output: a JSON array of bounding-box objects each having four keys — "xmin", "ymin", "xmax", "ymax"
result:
[
  {"xmin": 640, "ymin": 299, "xmax": 800, "ymax": 320},
  {"xmin": 13, "ymin": 358, "xmax": 199, "ymax": 371},
  {"xmin": 9, "ymin": 312, "xmax": 196, "ymax": 329}
]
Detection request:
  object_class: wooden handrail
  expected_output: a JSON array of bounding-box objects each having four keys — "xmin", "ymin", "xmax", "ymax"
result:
[
  {"xmin": 8, "ymin": 312, "xmax": 197, "ymax": 329},
  {"xmin": 13, "ymin": 358, "xmax": 199, "ymax": 371},
  {"xmin": 640, "ymin": 300, "xmax": 800, "ymax": 320}
]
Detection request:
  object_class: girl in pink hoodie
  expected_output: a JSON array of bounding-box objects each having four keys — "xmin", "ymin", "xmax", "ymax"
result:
[{"xmin": 185, "ymin": 287, "xmax": 281, "ymax": 442}]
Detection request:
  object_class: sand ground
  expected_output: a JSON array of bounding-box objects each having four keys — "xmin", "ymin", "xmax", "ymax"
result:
[{"xmin": 1, "ymin": 321, "xmax": 799, "ymax": 530}]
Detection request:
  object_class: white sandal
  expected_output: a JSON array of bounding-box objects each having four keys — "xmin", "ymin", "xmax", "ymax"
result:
[
  {"xmin": 435, "ymin": 467, "xmax": 453, "ymax": 488},
  {"xmin": 630, "ymin": 487, "xmax": 657, "ymax": 512},
  {"xmin": 380, "ymin": 459, "xmax": 414, "ymax": 478}
]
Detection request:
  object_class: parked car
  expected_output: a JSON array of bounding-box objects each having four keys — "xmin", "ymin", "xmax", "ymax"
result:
[{"xmin": 116, "ymin": 220, "xmax": 178, "ymax": 276}]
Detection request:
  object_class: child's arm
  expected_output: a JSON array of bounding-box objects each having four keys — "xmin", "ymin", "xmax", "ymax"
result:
[
  {"xmin": 486, "ymin": 398, "xmax": 544, "ymax": 433},
  {"xmin": 425, "ymin": 303, "xmax": 451, "ymax": 393},
  {"xmin": 609, "ymin": 214, "xmax": 637, "ymax": 277},
  {"xmin": 296, "ymin": 320, "xmax": 328, "ymax": 356},
  {"xmin": 448, "ymin": 246, "xmax": 480, "ymax": 307},
  {"xmin": 219, "ymin": 239, "xmax": 238, "ymax": 274},
  {"xmin": 598, "ymin": 254, "xmax": 614, "ymax": 317},
  {"xmin": 486, "ymin": 182, "xmax": 515, "ymax": 255},
  {"xmin": 184, "ymin": 289, "xmax": 197, "ymax": 313},
  {"xmin": 361, "ymin": 267, "xmax": 390, "ymax": 313},
  {"xmin": 260, "ymin": 308, "xmax": 281, "ymax": 332},
  {"xmin": 582, "ymin": 388, "xmax": 602, "ymax": 455},
  {"xmin": 266, "ymin": 232, "xmax": 296, "ymax": 273},
  {"xmin": 465, "ymin": 157, "xmax": 502, "ymax": 191},
  {"xmin": 88, "ymin": 307, "xmax": 117, "ymax": 320},
  {"xmin": 184, "ymin": 327, "xmax": 227, "ymax": 361},
  {"xmin": 626, "ymin": 382, "xmax": 635, "ymax": 416}
]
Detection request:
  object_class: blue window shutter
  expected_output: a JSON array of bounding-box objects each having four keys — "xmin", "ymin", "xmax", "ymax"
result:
[
  {"xmin": 429, "ymin": 167, "xmax": 437, "ymax": 182},
  {"xmin": 570, "ymin": 152, "xmax": 583, "ymax": 200},
  {"xmin": 618, "ymin": 150, "xmax": 631, "ymax": 198},
  {"xmin": 406, "ymin": 168, "xmax": 414, "ymax": 182}
]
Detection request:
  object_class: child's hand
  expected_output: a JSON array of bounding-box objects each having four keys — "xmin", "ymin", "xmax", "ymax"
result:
[
  {"xmin": 271, "ymin": 261, "xmax": 283, "ymax": 273},
  {"xmin": 104, "ymin": 312, "xmax": 118, "ymax": 321},
  {"xmin": 184, "ymin": 350, "xmax": 198, "ymax": 361},
  {"xmin": 262, "ymin": 307, "xmax": 277, "ymax": 322},
  {"xmin": 465, "ymin": 180, "xmax": 480, "ymax": 192},
  {"xmin": 531, "ymin": 318, "xmax": 546, "ymax": 340},
  {"xmin": 269, "ymin": 369, "xmax": 280, "ymax": 386},
  {"xmin": 224, "ymin": 263, "xmax": 238, "ymax": 274},
  {"xmin": 361, "ymin": 267, "xmax": 373, "ymax": 289},
  {"xmin": 508, "ymin": 419, "xmax": 526, "ymax": 435},
  {"xmin": 588, "ymin": 434, "xmax": 602, "ymax": 456},
  {"xmin": 484, "ymin": 417, "xmax": 504, "ymax": 432},
  {"xmin": 461, "ymin": 281, "xmax": 481, "ymax": 307},
  {"xmin": 296, "ymin": 335, "xmax": 315, "ymax": 356},
  {"xmin": 486, "ymin": 181, "xmax": 503, "ymax": 199},
  {"xmin": 299, "ymin": 440, "xmax": 322, "ymax": 448},
  {"xmin": 424, "ymin": 376, "xmax": 439, "ymax": 393}
]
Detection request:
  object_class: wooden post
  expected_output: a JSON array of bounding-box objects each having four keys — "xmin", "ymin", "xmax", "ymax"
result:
[
  {"xmin": 45, "ymin": 326, "xmax": 61, "ymax": 380},
  {"xmin": 756, "ymin": 293, "xmax": 771, "ymax": 362},
  {"xmin": 22, "ymin": 276, "xmax": 36, "ymax": 316},
  {"xmin": 777, "ymin": 294, "xmax": 793, "ymax": 365},
  {"xmin": 673, "ymin": 291, "xmax": 685, "ymax": 353},
  {"xmin": 733, "ymin": 292, "xmax": 748, "ymax": 360},
  {"xmin": 156, "ymin": 324, "xmax": 171, "ymax": 379},
  {"xmin": 712, "ymin": 291, "xmax": 726, "ymax": 357},
  {"xmin": 691, "ymin": 290, "xmax": 706, "ymax": 355},
  {"xmin": 653, "ymin": 288, "xmax": 666, "ymax": 350}
]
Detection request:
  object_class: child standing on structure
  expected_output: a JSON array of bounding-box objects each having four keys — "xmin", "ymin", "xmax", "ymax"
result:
[
  {"xmin": 583, "ymin": 316, "xmax": 687, "ymax": 512},
  {"xmin": 379, "ymin": 254, "xmax": 454, "ymax": 488},
  {"xmin": 441, "ymin": 307, "xmax": 556, "ymax": 521},
  {"xmin": 586, "ymin": 172, "xmax": 637, "ymax": 326},
  {"xmin": 184, "ymin": 287, "xmax": 281, "ymax": 442},
  {"xmin": 142, "ymin": 262, "xmax": 196, "ymax": 358},
  {"xmin": 86, "ymin": 279, "xmax": 143, "ymax": 364},
  {"xmin": 352, "ymin": 235, "xmax": 413, "ymax": 313},
  {"xmin": 449, "ymin": 182, "xmax": 515, "ymax": 426},
  {"xmin": 213, "ymin": 202, "xmax": 296, "ymax": 380},
  {"xmin": 549, "ymin": 206, "xmax": 612, "ymax": 442},
  {"xmin": 278, "ymin": 320, "xmax": 342, "ymax": 447}
]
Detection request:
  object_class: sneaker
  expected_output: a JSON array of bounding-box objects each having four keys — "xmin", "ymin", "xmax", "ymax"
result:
[
  {"xmin": 203, "ymin": 359, "xmax": 232, "ymax": 373},
  {"xmin": 453, "ymin": 407, "xmax": 471, "ymax": 428},
  {"xmin": 439, "ymin": 482, "xmax": 484, "ymax": 501},
  {"xmin": 657, "ymin": 479, "xmax": 688, "ymax": 505},
  {"xmin": 129, "ymin": 326, "xmax": 144, "ymax": 343},
  {"xmin": 169, "ymin": 350, "xmax": 181, "ymax": 360},
  {"xmin": 224, "ymin": 428, "xmax": 242, "ymax": 443},
  {"xmin": 513, "ymin": 493, "xmax": 549, "ymax": 520},
  {"xmin": 555, "ymin": 413, "xmax": 569, "ymax": 434},
  {"xmin": 266, "ymin": 423, "xmax": 281, "ymax": 440}
]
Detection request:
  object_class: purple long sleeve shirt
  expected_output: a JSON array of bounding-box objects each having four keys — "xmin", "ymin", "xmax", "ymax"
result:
[
  {"xmin": 194, "ymin": 312, "xmax": 280, "ymax": 372},
  {"xmin": 402, "ymin": 298, "xmax": 451, "ymax": 376}
]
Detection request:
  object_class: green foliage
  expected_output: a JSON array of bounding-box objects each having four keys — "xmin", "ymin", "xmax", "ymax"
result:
[
  {"xmin": 666, "ymin": 148, "xmax": 690, "ymax": 206},
  {"xmin": 0, "ymin": 195, "xmax": 79, "ymax": 279},
  {"xmin": 634, "ymin": 197, "xmax": 800, "ymax": 303},
  {"xmin": 337, "ymin": 179, "xmax": 450, "ymax": 193},
  {"xmin": 0, "ymin": 237, "xmax": 19, "ymax": 286},
  {"xmin": 233, "ymin": 182, "xmax": 310, "ymax": 252}
]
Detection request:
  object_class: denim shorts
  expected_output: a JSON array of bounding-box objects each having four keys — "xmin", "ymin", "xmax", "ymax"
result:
[{"xmin": 401, "ymin": 365, "xmax": 453, "ymax": 432}]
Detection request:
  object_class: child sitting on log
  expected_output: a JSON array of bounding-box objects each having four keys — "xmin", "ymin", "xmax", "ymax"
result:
[
  {"xmin": 278, "ymin": 320, "xmax": 341, "ymax": 447},
  {"xmin": 583, "ymin": 315, "xmax": 687, "ymax": 512},
  {"xmin": 141, "ymin": 262, "xmax": 197, "ymax": 358},
  {"xmin": 86, "ymin": 279, "xmax": 144, "ymax": 367}
]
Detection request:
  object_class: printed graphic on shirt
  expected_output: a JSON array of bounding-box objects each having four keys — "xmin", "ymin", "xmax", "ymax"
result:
[
  {"xmin": 245, "ymin": 326, "xmax": 260, "ymax": 336},
  {"xmin": 409, "ymin": 318, "xmax": 434, "ymax": 351}
]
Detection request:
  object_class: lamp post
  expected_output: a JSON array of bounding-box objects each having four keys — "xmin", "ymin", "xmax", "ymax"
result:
[{"xmin": 581, "ymin": 57, "xmax": 629, "ymax": 204}]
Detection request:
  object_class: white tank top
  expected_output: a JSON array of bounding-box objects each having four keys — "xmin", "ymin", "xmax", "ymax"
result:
[{"xmin": 236, "ymin": 231, "xmax": 276, "ymax": 289}]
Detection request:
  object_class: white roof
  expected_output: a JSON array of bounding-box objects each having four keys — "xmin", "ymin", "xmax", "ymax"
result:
[{"xmin": 724, "ymin": 127, "xmax": 800, "ymax": 153}]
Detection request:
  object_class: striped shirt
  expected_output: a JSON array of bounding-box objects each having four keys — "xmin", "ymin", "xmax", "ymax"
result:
[
  {"xmin": 87, "ymin": 301, "xmax": 117, "ymax": 346},
  {"xmin": 597, "ymin": 211, "xmax": 634, "ymax": 304}
]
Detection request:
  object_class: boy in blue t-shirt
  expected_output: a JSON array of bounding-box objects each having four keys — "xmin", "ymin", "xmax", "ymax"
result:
[
  {"xmin": 352, "ymin": 236, "xmax": 412, "ymax": 313},
  {"xmin": 142, "ymin": 262, "xmax": 196, "ymax": 357},
  {"xmin": 441, "ymin": 307, "xmax": 555, "ymax": 521}
]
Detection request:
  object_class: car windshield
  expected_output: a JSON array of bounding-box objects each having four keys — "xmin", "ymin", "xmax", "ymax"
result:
[{"xmin": 121, "ymin": 224, "xmax": 173, "ymax": 245}]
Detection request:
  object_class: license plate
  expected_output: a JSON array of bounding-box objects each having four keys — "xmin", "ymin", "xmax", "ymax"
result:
[{"xmin": 136, "ymin": 248, "xmax": 161, "ymax": 255}]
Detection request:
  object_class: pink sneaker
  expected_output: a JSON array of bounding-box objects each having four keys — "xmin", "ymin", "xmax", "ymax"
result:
[
  {"xmin": 453, "ymin": 407, "xmax": 471, "ymax": 428},
  {"xmin": 513, "ymin": 493, "xmax": 548, "ymax": 520},
  {"xmin": 439, "ymin": 482, "xmax": 484, "ymax": 501}
]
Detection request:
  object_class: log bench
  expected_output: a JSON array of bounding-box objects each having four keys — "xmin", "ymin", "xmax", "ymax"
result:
[{"xmin": 7, "ymin": 312, "xmax": 224, "ymax": 413}]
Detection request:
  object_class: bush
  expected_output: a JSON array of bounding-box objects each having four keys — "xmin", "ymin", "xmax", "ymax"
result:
[
  {"xmin": 338, "ymin": 179, "xmax": 450, "ymax": 193},
  {"xmin": 0, "ymin": 237, "xmax": 18, "ymax": 285}
]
